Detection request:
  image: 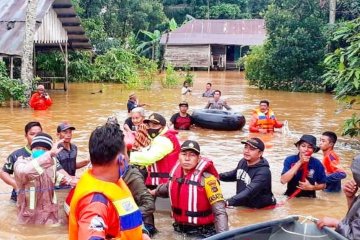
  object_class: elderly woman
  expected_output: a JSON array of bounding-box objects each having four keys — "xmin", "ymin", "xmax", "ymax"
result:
[{"xmin": 123, "ymin": 107, "xmax": 151, "ymax": 150}]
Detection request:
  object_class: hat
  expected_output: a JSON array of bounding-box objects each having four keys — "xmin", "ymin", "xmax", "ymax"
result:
[
  {"xmin": 106, "ymin": 116, "xmax": 119, "ymax": 125},
  {"xmin": 294, "ymin": 134, "xmax": 320, "ymax": 153},
  {"xmin": 143, "ymin": 113, "xmax": 166, "ymax": 126},
  {"xmin": 241, "ymin": 138, "xmax": 265, "ymax": 151},
  {"xmin": 129, "ymin": 93, "xmax": 136, "ymax": 99},
  {"xmin": 57, "ymin": 122, "xmax": 76, "ymax": 133},
  {"xmin": 31, "ymin": 133, "xmax": 53, "ymax": 150},
  {"xmin": 181, "ymin": 140, "xmax": 200, "ymax": 154},
  {"xmin": 179, "ymin": 101, "xmax": 189, "ymax": 107}
]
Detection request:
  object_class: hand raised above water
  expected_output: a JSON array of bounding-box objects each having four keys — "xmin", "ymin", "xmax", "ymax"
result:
[{"xmin": 343, "ymin": 179, "xmax": 358, "ymax": 198}]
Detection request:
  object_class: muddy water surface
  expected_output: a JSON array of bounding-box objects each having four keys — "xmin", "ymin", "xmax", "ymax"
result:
[{"xmin": 0, "ymin": 71, "xmax": 358, "ymax": 239}]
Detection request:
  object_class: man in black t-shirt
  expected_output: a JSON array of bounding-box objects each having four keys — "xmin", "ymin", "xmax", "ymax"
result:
[
  {"xmin": 0, "ymin": 121, "xmax": 42, "ymax": 202},
  {"xmin": 170, "ymin": 101, "xmax": 194, "ymax": 130}
]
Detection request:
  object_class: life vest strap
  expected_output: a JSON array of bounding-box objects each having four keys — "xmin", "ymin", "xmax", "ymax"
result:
[
  {"xmin": 172, "ymin": 207, "xmax": 212, "ymax": 217},
  {"xmin": 173, "ymin": 177, "xmax": 201, "ymax": 186}
]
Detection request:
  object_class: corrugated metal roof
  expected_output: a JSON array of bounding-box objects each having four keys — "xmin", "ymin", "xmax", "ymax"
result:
[
  {"xmin": 160, "ymin": 19, "xmax": 266, "ymax": 46},
  {"xmin": 0, "ymin": 0, "xmax": 91, "ymax": 56}
]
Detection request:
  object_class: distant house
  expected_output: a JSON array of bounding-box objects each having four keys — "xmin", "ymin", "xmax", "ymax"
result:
[
  {"xmin": 0, "ymin": 0, "xmax": 91, "ymax": 90},
  {"xmin": 160, "ymin": 19, "xmax": 266, "ymax": 70}
]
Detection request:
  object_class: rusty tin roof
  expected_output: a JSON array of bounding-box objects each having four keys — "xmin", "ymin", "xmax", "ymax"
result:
[
  {"xmin": 160, "ymin": 19, "xmax": 266, "ymax": 46},
  {"xmin": 0, "ymin": 0, "xmax": 91, "ymax": 56}
]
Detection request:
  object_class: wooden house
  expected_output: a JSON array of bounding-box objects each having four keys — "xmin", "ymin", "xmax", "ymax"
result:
[
  {"xmin": 0, "ymin": 0, "xmax": 91, "ymax": 90},
  {"xmin": 160, "ymin": 19, "xmax": 266, "ymax": 70}
]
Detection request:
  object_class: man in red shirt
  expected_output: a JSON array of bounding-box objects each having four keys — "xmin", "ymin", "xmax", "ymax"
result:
[
  {"xmin": 29, "ymin": 85, "xmax": 52, "ymax": 110},
  {"xmin": 320, "ymin": 131, "xmax": 347, "ymax": 192}
]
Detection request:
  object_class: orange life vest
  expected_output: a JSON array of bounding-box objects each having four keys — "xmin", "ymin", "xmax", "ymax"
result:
[
  {"xmin": 68, "ymin": 170, "xmax": 143, "ymax": 240},
  {"xmin": 169, "ymin": 158, "xmax": 219, "ymax": 225},
  {"xmin": 254, "ymin": 108, "xmax": 276, "ymax": 130},
  {"xmin": 146, "ymin": 129, "xmax": 180, "ymax": 186}
]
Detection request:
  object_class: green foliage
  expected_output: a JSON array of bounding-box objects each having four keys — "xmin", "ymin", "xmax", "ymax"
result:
[
  {"xmin": 183, "ymin": 64, "xmax": 194, "ymax": 86},
  {"xmin": 163, "ymin": 64, "xmax": 180, "ymax": 88},
  {"xmin": 323, "ymin": 18, "xmax": 360, "ymax": 138},
  {"xmin": 68, "ymin": 51, "xmax": 95, "ymax": 82},
  {"xmin": 0, "ymin": 61, "xmax": 27, "ymax": 104},
  {"xmin": 196, "ymin": 3, "xmax": 250, "ymax": 19},
  {"xmin": 126, "ymin": 57, "xmax": 158, "ymax": 89},
  {"xmin": 245, "ymin": 0, "xmax": 327, "ymax": 92},
  {"xmin": 36, "ymin": 52, "xmax": 64, "ymax": 76}
]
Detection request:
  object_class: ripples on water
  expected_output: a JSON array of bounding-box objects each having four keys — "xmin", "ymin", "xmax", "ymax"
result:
[{"xmin": 0, "ymin": 71, "xmax": 358, "ymax": 239}]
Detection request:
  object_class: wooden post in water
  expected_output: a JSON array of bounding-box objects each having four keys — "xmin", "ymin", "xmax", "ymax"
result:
[{"xmin": 64, "ymin": 42, "xmax": 68, "ymax": 91}]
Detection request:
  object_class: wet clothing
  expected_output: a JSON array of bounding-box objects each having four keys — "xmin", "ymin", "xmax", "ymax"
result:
[
  {"xmin": 127, "ymin": 99, "xmax": 138, "ymax": 113},
  {"xmin": 2, "ymin": 146, "xmax": 31, "ymax": 201},
  {"xmin": 281, "ymin": 154, "xmax": 326, "ymax": 198},
  {"xmin": 336, "ymin": 195, "xmax": 360, "ymax": 239},
  {"xmin": 202, "ymin": 90, "xmax": 215, "ymax": 97},
  {"xmin": 181, "ymin": 86, "xmax": 191, "ymax": 95},
  {"xmin": 124, "ymin": 117, "xmax": 135, "ymax": 130},
  {"xmin": 130, "ymin": 127, "xmax": 180, "ymax": 187},
  {"xmin": 155, "ymin": 159, "xmax": 228, "ymax": 236},
  {"xmin": 69, "ymin": 170, "xmax": 143, "ymax": 240},
  {"xmin": 170, "ymin": 113, "xmax": 194, "ymax": 130},
  {"xmin": 220, "ymin": 157, "xmax": 276, "ymax": 208},
  {"xmin": 249, "ymin": 108, "xmax": 283, "ymax": 133},
  {"xmin": 124, "ymin": 118, "xmax": 151, "ymax": 150},
  {"xmin": 56, "ymin": 143, "xmax": 77, "ymax": 176},
  {"xmin": 205, "ymin": 99, "xmax": 231, "ymax": 110},
  {"xmin": 323, "ymin": 150, "xmax": 346, "ymax": 192},
  {"xmin": 14, "ymin": 152, "xmax": 64, "ymax": 224},
  {"xmin": 29, "ymin": 92, "xmax": 52, "ymax": 110},
  {"xmin": 123, "ymin": 165, "xmax": 156, "ymax": 234}
]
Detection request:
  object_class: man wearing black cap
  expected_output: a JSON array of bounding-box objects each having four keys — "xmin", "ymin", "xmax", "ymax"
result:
[
  {"xmin": 151, "ymin": 140, "xmax": 228, "ymax": 238},
  {"xmin": 130, "ymin": 113, "xmax": 180, "ymax": 188},
  {"xmin": 317, "ymin": 155, "xmax": 360, "ymax": 239},
  {"xmin": 56, "ymin": 122, "xmax": 89, "ymax": 176},
  {"xmin": 170, "ymin": 101, "xmax": 194, "ymax": 130},
  {"xmin": 281, "ymin": 134, "xmax": 326, "ymax": 198},
  {"xmin": 13, "ymin": 133, "xmax": 69, "ymax": 224},
  {"xmin": 219, "ymin": 137, "xmax": 276, "ymax": 208}
]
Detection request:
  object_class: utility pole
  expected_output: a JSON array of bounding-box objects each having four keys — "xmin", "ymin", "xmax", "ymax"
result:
[
  {"xmin": 329, "ymin": 0, "xmax": 336, "ymax": 24},
  {"xmin": 21, "ymin": 0, "xmax": 38, "ymax": 106}
]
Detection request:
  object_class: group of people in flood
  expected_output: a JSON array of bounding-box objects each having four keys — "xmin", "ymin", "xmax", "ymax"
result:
[{"xmin": 0, "ymin": 84, "xmax": 358, "ymax": 239}]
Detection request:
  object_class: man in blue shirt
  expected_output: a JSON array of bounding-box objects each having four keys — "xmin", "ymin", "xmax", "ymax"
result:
[{"xmin": 281, "ymin": 134, "xmax": 326, "ymax": 198}]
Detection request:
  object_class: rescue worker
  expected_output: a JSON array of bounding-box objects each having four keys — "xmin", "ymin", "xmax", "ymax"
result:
[
  {"xmin": 151, "ymin": 140, "xmax": 228, "ymax": 238},
  {"xmin": 14, "ymin": 133, "xmax": 73, "ymax": 224},
  {"xmin": 319, "ymin": 131, "xmax": 347, "ymax": 192},
  {"xmin": 130, "ymin": 113, "xmax": 180, "ymax": 188},
  {"xmin": 204, "ymin": 90, "xmax": 231, "ymax": 110},
  {"xmin": 29, "ymin": 84, "xmax": 52, "ymax": 110},
  {"xmin": 170, "ymin": 101, "xmax": 194, "ymax": 130},
  {"xmin": 249, "ymin": 100, "xmax": 283, "ymax": 133},
  {"xmin": 0, "ymin": 121, "xmax": 42, "ymax": 202},
  {"xmin": 68, "ymin": 124, "xmax": 149, "ymax": 240},
  {"xmin": 281, "ymin": 134, "xmax": 326, "ymax": 198},
  {"xmin": 202, "ymin": 82, "xmax": 215, "ymax": 97}
]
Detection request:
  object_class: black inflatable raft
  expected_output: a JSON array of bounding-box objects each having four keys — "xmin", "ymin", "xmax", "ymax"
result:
[
  {"xmin": 192, "ymin": 109, "xmax": 246, "ymax": 131},
  {"xmin": 205, "ymin": 215, "xmax": 347, "ymax": 240}
]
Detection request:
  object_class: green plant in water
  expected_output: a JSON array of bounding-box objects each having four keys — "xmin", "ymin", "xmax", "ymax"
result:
[
  {"xmin": 163, "ymin": 64, "xmax": 180, "ymax": 88},
  {"xmin": 0, "ymin": 61, "xmax": 27, "ymax": 105},
  {"xmin": 183, "ymin": 64, "xmax": 194, "ymax": 86}
]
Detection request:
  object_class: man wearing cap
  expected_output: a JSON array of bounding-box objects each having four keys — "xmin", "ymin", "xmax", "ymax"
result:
[
  {"xmin": 151, "ymin": 140, "xmax": 228, "ymax": 238},
  {"xmin": 281, "ymin": 134, "xmax": 326, "ymax": 198},
  {"xmin": 127, "ymin": 93, "xmax": 147, "ymax": 113},
  {"xmin": 29, "ymin": 84, "xmax": 52, "ymax": 110},
  {"xmin": 170, "ymin": 101, "xmax": 194, "ymax": 130},
  {"xmin": 317, "ymin": 155, "xmax": 360, "ymax": 239},
  {"xmin": 130, "ymin": 112, "xmax": 180, "ymax": 188},
  {"xmin": 56, "ymin": 122, "xmax": 89, "ymax": 176},
  {"xmin": 13, "ymin": 133, "xmax": 71, "ymax": 224},
  {"xmin": 0, "ymin": 121, "xmax": 42, "ymax": 202},
  {"xmin": 219, "ymin": 138, "xmax": 276, "ymax": 208}
]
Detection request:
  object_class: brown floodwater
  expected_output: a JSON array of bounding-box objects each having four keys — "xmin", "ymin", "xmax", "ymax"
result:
[{"xmin": 0, "ymin": 71, "xmax": 358, "ymax": 239}]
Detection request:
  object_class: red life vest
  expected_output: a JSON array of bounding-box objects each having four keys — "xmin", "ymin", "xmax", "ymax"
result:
[
  {"xmin": 145, "ymin": 129, "xmax": 180, "ymax": 186},
  {"xmin": 254, "ymin": 108, "xmax": 276, "ymax": 130},
  {"xmin": 169, "ymin": 157, "xmax": 219, "ymax": 225}
]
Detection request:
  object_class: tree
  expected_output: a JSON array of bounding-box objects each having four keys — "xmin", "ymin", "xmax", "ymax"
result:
[
  {"xmin": 323, "ymin": 18, "xmax": 360, "ymax": 137},
  {"xmin": 21, "ymin": 0, "xmax": 39, "ymax": 105},
  {"xmin": 245, "ymin": 0, "xmax": 328, "ymax": 92}
]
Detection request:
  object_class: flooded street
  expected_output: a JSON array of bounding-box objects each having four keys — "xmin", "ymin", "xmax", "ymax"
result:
[{"xmin": 0, "ymin": 71, "xmax": 358, "ymax": 239}]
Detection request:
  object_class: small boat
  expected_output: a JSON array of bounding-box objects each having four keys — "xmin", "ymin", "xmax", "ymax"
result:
[
  {"xmin": 205, "ymin": 215, "xmax": 347, "ymax": 240},
  {"xmin": 192, "ymin": 109, "xmax": 246, "ymax": 131}
]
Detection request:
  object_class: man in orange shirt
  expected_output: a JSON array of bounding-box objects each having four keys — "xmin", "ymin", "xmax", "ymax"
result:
[
  {"xmin": 320, "ymin": 131, "xmax": 346, "ymax": 192},
  {"xmin": 29, "ymin": 85, "xmax": 52, "ymax": 110},
  {"xmin": 249, "ymin": 100, "xmax": 283, "ymax": 133},
  {"xmin": 68, "ymin": 124, "xmax": 150, "ymax": 240}
]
